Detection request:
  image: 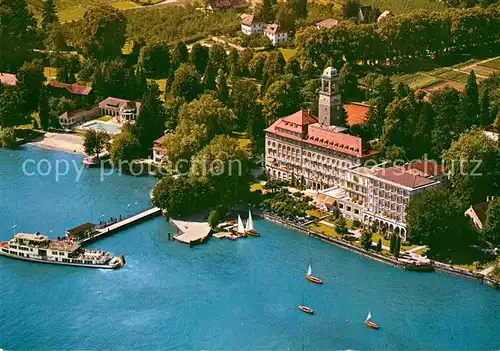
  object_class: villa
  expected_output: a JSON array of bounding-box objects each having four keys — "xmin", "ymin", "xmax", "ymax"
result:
[
  {"xmin": 264, "ymin": 24, "xmax": 288, "ymax": 46},
  {"xmin": 98, "ymin": 97, "xmax": 141, "ymax": 122},
  {"xmin": 240, "ymin": 14, "xmax": 264, "ymax": 35},
  {"xmin": 58, "ymin": 105, "xmax": 100, "ymax": 128},
  {"xmin": 153, "ymin": 135, "xmax": 168, "ymax": 164},
  {"xmin": 47, "ymin": 81, "xmax": 93, "ymax": 97}
]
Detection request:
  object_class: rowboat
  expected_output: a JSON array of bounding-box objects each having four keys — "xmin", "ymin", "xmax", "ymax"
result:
[
  {"xmin": 305, "ymin": 263, "xmax": 323, "ymax": 284},
  {"xmin": 364, "ymin": 311, "xmax": 379, "ymax": 329},
  {"xmin": 245, "ymin": 210, "xmax": 260, "ymax": 237}
]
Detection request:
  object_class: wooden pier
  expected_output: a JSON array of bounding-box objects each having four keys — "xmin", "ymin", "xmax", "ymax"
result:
[{"xmin": 80, "ymin": 207, "xmax": 162, "ymax": 245}]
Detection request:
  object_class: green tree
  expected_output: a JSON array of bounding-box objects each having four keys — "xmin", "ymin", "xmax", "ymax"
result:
[
  {"xmin": 482, "ymin": 198, "xmax": 500, "ymax": 245},
  {"xmin": 83, "ymin": 130, "xmax": 110, "ymax": 158},
  {"xmin": 261, "ymin": 0, "xmax": 275, "ymax": 23},
  {"xmin": 170, "ymin": 41, "xmax": 189, "ymax": 68},
  {"xmin": 460, "ymin": 70, "xmax": 480, "ymax": 129},
  {"xmin": 56, "ymin": 57, "xmax": 80, "ymax": 84},
  {"xmin": 189, "ymin": 43, "xmax": 209, "ymax": 75},
  {"xmin": 335, "ymin": 216, "xmax": 348, "ymax": 234},
  {"xmin": 44, "ymin": 24, "xmax": 67, "ymax": 51},
  {"xmin": 479, "ymin": 89, "xmax": 492, "ymax": 126},
  {"xmin": 275, "ymin": 3, "xmax": 296, "ymax": 32},
  {"xmin": 208, "ymin": 44, "xmax": 227, "ymax": 72},
  {"xmin": 203, "ymin": 62, "xmax": 217, "ymax": 91},
  {"xmin": 262, "ymin": 51, "xmax": 286, "ymax": 93},
  {"xmin": 139, "ymin": 43, "xmax": 170, "ymax": 78},
  {"xmin": 430, "ymin": 86, "xmax": 461, "ymax": 156},
  {"xmin": 78, "ymin": 4, "xmax": 127, "ymax": 60},
  {"xmin": 16, "ymin": 60, "xmax": 46, "ymax": 113},
  {"xmin": 248, "ymin": 52, "xmax": 267, "ymax": 80},
  {"xmin": 133, "ymin": 82, "xmax": 166, "ymax": 154},
  {"xmin": 231, "ymin": 79, "xmax": 260, "ymax": 130},
  {"xmin": 0, "ymin": 127, "xmax": 16, "ymax": 148},
  {"xmin": 394, "ymin": 236, "xmax": 401, "ymax": 257},
  {"xmin": 293, "ymin": 0, "xmax": 308, "ymax": 19},
  {"xmin": 38, "ymin": 87, "xmax": 50, "ymax": 131},
  {"xmin": 92, "ymin": 59, "xmax": 136, "ymax": 99},
  {"xmin": 170, "ymin": 63, "xmax": 202, "ymax": 102},
  {"xmin": 163, "ymin": 95, "xmax": 185, "ymax": 131},
  {"xmin": 339, "ymin": 62, "xmax": 359, "ymax": 100},
  {"xmin": 389, "ymin": 234, "xmax": 396, "ymax": 254},
  {"xmin": 0, "ymin": 0, "xmax": 37, "ymax": 71},
  {"xmin": 208, "ymin": 210, "xmax": 221, "ymax": 229},
  {"xmin": 216, "ymin": 69, "xmax": 229, "ymax": 106},
  {"xmin": 406, "ymin": 188, "xmax": 471, "ymax": 249},
  {"xmin": 361, "ymin": 231, "xmax": 373, "ymax": 250},
  {"xmin": 376, "ymin": 238, "xmax": 382, "ymax": 252},
  {"xmin": 238, "ymin": 49, "xmax": 254, "ymax": 77},
  {"xmin": 110, "ymin": 131, "xmax": 140, "ymax": 163},
  {"xmin": 42, "ymin": 0, "xmax": 58, "ymax": 29},
  {"xmin": 227, "ymin": 49, "xmax": 240, "ymax": 77},
  {"xmin": 262, "ymin": 78, "xmax": 301, "ymax": 125},
  {"xmin": 285, "ymin": 57, "xmax": 301, "ymax": 77},
  {"xmin": 443, "ymin": 128, "xmax": 500, "ymax": 209}
]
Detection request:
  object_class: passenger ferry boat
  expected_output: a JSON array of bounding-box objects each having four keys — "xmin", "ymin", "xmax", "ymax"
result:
[{"xmin": 0, "ymin": 233, "xmax": 124, "ymax": 269}]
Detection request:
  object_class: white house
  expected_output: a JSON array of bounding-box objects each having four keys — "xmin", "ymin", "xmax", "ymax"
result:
[
  {"xmin": 264, "ymin": 24, "xmax": 287, "ymax": 46},
  {"xmin": 240, "ymin": 14, "xmax": 264, "ymax": 35}
]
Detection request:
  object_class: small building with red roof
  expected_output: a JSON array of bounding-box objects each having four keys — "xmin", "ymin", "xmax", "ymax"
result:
[
  {"xmin": 240, "ymin": 13, "xmax": 264, "ymax": 35},
  {"xmin": 315, "ymin": 18, "xmax": 341, "ymax": 29},
  {"xmin": 153, "ymin": 134, "xmax": 169, "ymax": 164},
  {"xmin": 0, "ymin": 73, "xmax": 17, "ymax": 86}
]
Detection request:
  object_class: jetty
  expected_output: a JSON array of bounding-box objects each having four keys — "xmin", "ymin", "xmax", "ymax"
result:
[
  {"xmin": 171, "ymin": 220, "xmax": 211, "ymax": 245},
  {"xmin": 80, "ymin": 207, "xmax": 162, "ymax": 244}
]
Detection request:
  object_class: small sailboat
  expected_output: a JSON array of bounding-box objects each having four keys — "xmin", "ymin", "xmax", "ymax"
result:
[
  {"xmin": 298, "ymin": 293, "xmax": 314, "ymax": 315},
  {"xmin": 364, "ymin": 311, "xmax": 379, "ymax": 329},
  {"xmin": 245, "ymin": 210, "xmax": 260, "ymax": 237},
  {"xmin": 236, "ymin": 214, "xmax": 246, "ymax": 237},
  {"xmin": 305, "ymin": 262, "xmax": 323, "ymax": 284}
]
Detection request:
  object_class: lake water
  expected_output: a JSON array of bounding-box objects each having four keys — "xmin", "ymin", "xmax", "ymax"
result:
[{"xmin": 0, "ymin": 147, "xmax": 499, "ymax": 350}]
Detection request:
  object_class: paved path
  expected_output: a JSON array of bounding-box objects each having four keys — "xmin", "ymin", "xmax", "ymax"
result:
[
  {"xmin": 480, "ymin": 262, "xmax": 499, "ymax": 276},
  {"xmin": 405, "ymin": 245, "xmax": 427, "ymax": 254}
]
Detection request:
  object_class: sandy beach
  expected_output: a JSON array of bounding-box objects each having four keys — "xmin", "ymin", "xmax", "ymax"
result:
[{"xmin": 28, "ymin": 133, "xmax": 85, "ymax": 154}]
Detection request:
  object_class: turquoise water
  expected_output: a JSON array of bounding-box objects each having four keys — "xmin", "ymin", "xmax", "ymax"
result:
[
  {"xmin": 83, "ymin": 121, "xmax": 122, "ymax": 134},
  {"xmin": 0, "ymin": 147, "xmax": 499, "ymax": 350}
]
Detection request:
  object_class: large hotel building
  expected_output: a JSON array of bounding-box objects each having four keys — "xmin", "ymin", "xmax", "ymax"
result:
[{"xmin": 264, "ymin": 67, "xmax": 443, "ymax": 239}]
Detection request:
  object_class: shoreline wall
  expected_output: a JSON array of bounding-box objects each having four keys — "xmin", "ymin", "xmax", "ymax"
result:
[{"xmin": 263, "ymin": 213, "xmax": 500, "ymax": 289}]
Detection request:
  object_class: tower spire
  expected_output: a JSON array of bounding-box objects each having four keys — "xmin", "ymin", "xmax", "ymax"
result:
[{"xmin": 318, "ymin": 67, "xmax": 343, "ymax": 127}]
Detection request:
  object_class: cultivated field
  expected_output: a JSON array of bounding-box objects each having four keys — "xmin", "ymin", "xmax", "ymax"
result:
[{"xmin": 360, "ymin": 0, "xmax": 445, "ymax": 14}]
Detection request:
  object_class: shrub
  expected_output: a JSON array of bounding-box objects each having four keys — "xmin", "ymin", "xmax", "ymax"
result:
[{"xmin": 352, "ymin": 220, "xmax": 362, "ymax": 229}]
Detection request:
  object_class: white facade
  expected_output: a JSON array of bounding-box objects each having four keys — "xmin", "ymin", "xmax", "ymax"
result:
[
  {"xmin": 335, "ymin": 166, "xmax": 442, "ymax": 240},
  {"xmin": 264, "ymin": 31, "xmax": 288, "ymax": 46},
  {"xmin": 241, "ymin": 22, "xmax": 264, "ymax": 35}
]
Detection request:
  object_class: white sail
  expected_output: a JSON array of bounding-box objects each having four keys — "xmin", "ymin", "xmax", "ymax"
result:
[
  {"xmin": 245, "ymin": 210, "xmax": 254, "ymax": 232},
  {"xmin": 237, "ymin": 215, "xmax": 245, "ymax": 234},
  {"xmin": 307, "ymin": 263, "xmax": 312, "ymax": 276},
  {"xmin": 366, "ymin": 311, "xmax": 372, "ymax": 322}
]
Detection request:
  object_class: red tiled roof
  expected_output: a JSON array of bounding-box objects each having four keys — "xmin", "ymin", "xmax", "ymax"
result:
[
  {"xmin": 0, "ymin": 73, "xmax": 17, "ymax": 86},
  {"xmin": 404, "ymin": 159, "xmax": 445, "ymax": 177},
  {"xmin": 307, "ymin": 123, "xmax": 363, "ymax": 157},
  {"xmin": 316, "ymin": 18, "xmax": 341, "ymax": 29},
  {"xmin": 373, "ymin": 167, "xmax": 438, "ymax": 189},
  {"xmin": 240, "ymin": 13, "xmax": 256, "ymax": 25},
  {"xmin": 344, "ymin": 103, "xmax": 369, "ymax": 126},
  {"xmin": 265, "ymin": 110, "xmax": 317, "ymax": 134},
  {"xmin": 264, "ymin": 24, "xmax": 281, "ymax": 34},
  {"xmin": 48, "ymin": 81, "xmax": 92, "ymax": 96},
  {"xmin": 154, "ymin": 134, "xmax": 169, "ymax": 145},
  {"xmin": 99, "ymin": 97, "xmax": 142, "ymax": 112}
]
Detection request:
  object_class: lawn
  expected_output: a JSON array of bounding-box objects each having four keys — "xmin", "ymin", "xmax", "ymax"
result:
[
  {"xmin": 307, "ymin": 222, "xmax": 341, "ymax": 238},
  {"xmin": 359, "ymin": 0, "xmax": 445, "ymax": 14},
  {"xmin": 152, "ymin": 78, "xmax": 167, "ymax": 93},
  {"xmin": 279, "ymin": 48, "xmax": 297, "ymax": 62},
  {"xmin": 426, "ymin": 246, "xmax": 496, "ymax": 272},
  {"xmin": 480, "ymin": 57, "xmax": 500, "ymax": 70},
  {"xmin": 97, "ymin": 116, "xmax": 112, "ymax": 122},
  {"xmin": 250, "ymin": 183, "xmax": 264, "ymax": 192},
  {"xmin": 44, "ymin": 67, "xmax": 57, "ymax": 80},
  {"xmin": 435, "ymin": 70, "xmax": 470, "ymax": 84},
  {"xmin": 305, "ymin": 209, "xmax": 326, "ymax": 218}
]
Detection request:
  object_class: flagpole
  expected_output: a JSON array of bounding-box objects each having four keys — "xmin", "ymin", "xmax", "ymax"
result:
[{"xmin": 12, "ymin": 224, "xmax": 17, "ymax": 236}]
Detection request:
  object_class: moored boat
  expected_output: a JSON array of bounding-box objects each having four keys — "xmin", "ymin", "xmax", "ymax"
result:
[
  {"xmin": 364, "ymin": 311, "xmax": 379, "ymax": 329},
  {"xmin": 0, "ymin": 233, "xmax": 124, "ymax": 269},
  {"xmin": 235, "ymin": 214, "xmax": 246, "ymax": 237},
  {"xmin": 245, "ymin": 210, "xmax": 260, "ymax": 237},
  {"xmin": 305, "ymin": 263, "xmax": 324, "ymax": 284}
]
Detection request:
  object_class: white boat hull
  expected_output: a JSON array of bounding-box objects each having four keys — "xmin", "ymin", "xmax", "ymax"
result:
[{"xmin": 0, "ymin": 250, "xmax": 123, "ymax": 269}]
